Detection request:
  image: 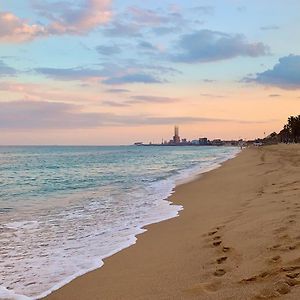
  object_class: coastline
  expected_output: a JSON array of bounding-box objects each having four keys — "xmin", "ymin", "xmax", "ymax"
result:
[
  {"xmin": 0, "ymin": 146, "xmax": 238, "ymax": 300},
  {"xmin": 45, "ymin": 144, "xmax": 300, "ymax": 299},
  {"xmin": 33, "ymin": 148, "xmax": 238, "ymax": 299}
]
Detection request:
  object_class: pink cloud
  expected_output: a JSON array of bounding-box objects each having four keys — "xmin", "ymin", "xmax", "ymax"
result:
[
  {"xmin": 0, "ymin": 12, "xmax": 46, "ymax": 43},
  {"xmin": 48, "ymin": 0, "xmax": 112, "ymax": 34},
  {"xmin": 0, "ymin": 81, "xmax": 100, "ymax": 104},
  {"xmin": 0, "ymin": 0, "xmax": 112, "ymax": 43}
]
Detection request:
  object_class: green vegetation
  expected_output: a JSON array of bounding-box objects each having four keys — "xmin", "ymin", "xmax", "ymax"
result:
[{"xmin": 278, "ymin": 115, "xmax": 300, "ymax": 143}]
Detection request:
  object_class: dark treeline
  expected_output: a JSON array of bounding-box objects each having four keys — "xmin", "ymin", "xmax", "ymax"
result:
[{"xmin": 278, "ymin": 115, "xmax": 300, "ymax": 143}]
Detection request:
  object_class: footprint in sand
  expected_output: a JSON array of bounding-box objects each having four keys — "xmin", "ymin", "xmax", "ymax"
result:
[
  {"xmin": 207, "ymin": 227, "xmax": 223, "ymax": 247},
  {"xmin": 269, "ymin": 243, "xmax": 298, "ymax": 252},
  {"xmin": 216, "ymin": 256, "xmax": 228, "ymax": 264},
  {"xmin": 213, "ymin": 241, "xmax": 222, "ymax": 247},
  {"xmin": 207, "ymin": 226, "xmax": 233, "ymax": 279},
  {"xmin": 269, "ymin": 255, "xmax": 281, "ymax": 264},
  {"xmin": 208, "ymin": 230, "xmax": 218, "ymax": 236},
  {"xmin": 184, "ymin": 280, "xmax": 222, "ymax": 295},
  {"xmin": 274, "ymin": 280, "xmax": 292, "ymax": 295},
  {"xmin": 278, "ymin": 234, "xmax": 290, "ymax": 240},
  {"xmin": 222, "ymin": 246, "xmax": 230, "ymax": 253},
  {"xmin": 275, "ymin": 280, "xmax": 294, "ymax": 295},
  {"xmin": 241, "ymin": 261, "xmax": 300, "ymax": 298},
  {"xmin": 214, "ymin": 269, "xmax": 226, "ymax": 277},
  {"xmin": 257, "ymin": 285, "xmax": 290, "ymax": 298},
  {"xmin": 286, "ymin": 243, "xmax": 300, "ymax": 251},
  {"xmin": 286, "ymin": 272, "xmax": 300, "ymax": 279},
  {"xmin": 270, "ymin": 244, "xmax": 282, "ymax": 251}
]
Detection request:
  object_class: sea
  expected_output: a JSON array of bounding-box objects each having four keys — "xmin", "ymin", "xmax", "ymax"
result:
[{"xmin": 0, "ymin": 145, "xmax": 239, "ymax": 299}]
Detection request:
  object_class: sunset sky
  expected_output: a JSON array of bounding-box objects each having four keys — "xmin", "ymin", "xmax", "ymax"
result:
[{"xmin": 0, "ymin": 0, "xmax": 299, "ymax": 145}]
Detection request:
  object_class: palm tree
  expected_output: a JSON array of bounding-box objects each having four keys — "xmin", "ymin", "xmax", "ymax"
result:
[{"xmin": 283, "ymin": 115, "xmax": 300, "ymax": 143}]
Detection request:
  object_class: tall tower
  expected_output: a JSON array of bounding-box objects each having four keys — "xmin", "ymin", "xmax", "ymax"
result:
[
  {"xmin": 175, "ymin": 126, "xmax": 178, "ymax": 137},
  {"xmin": 173, "ymin": 125, "xmax": 180, "ymax": 144}
]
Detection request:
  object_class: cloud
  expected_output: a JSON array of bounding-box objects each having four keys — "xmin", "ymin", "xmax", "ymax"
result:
[
  {"xmin": 35, "ymin": 60, "xmax": 176, "ymax": 84},
  {"xmin": 127, "ymin": 6, "xmax": 184, "ymax": 28},
  {"xmin": 170, "ymin": 30, "xmax": 269, "ymax": 63},
  {"xmin": 0, "ymin": 60, "xmax": 17, "ymax": 76},
  {"xmin": 128, "ymin": 95, "xmax": 179, "ymax": 104},
  {"xmin": 103, "ymin": 21, "xmax": 141, "ymax": 37},
  {"xmin": 260, "ymin": 25, "xmax": 280, "ymax": 31},
  {"xmin": 127, "ymin": 6, "xmax": 168, "ymax": 26},
  {"xmin": 200, "ymin": 93, "xmax": 225, "ymax": 98},
  {"xmin": 105, "ymin": 88, "xmax": 130, "ymax": 93},
  {"xmin": 0, "ymin": 100, "xmax": 135, "ymax": 129},
  {"xmin": 0, "ymin": 81, "xmax": 100, "ymax": 103},
  {"xmin": 0, "ymin": 100, "xmax": 272, "ymax": 129},
  {"xmin": 35, "ymin": 67, "xmax": 104, "ymax": 80},
  {"xmin": 0, "ymin": 12, "xmax": 46, "ymax": 43},
  {"xmin": 269, "ymin": 94, "xmax": 281, "ymax": 97},
  {"xmin": 0, "ymin": 100, "xmax": 81, "ymax": 129},
  {"xmin": 100, "ymin": 60, "xmax": 176, "ymax": 82},
  {"xmin": 101, "ymin": 100, "xmax": 129, "ymax": 107},
  {"xmin": 33, "ymin": 0, "xmax": 112, "ymax": 34},
  {"xmin": 103, "ymin": 6, "xmax": 185, "ymax": 38},
  {"xmin": 202, "ymin": 79, "xmax": 216, "ymax": 83},
  {"xmin": 103, "ymin": 73, "xmax": 162, "ymax": 85},
  {"xmin": 96, "ymin": 44, "xmax": 121, "ymax": 55},
  {"xmin": 245, "ymin": 55, "xmax": 300, "ymax": 89},
  {"xmin": 138, "ymin": 41, "xmax": 156, "ymax": 51},
  {"xmin": 102, "ymin": 95, "xmax": 179, "ymax": 107},
  {"xmin": 0, "ymin": 0, "xmax": 112, "ymax": 43}
]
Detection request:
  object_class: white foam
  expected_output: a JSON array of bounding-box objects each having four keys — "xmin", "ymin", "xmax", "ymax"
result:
[
  {"xmin": 5, "ymin": 221, "xmax": 39, "ymax": 230},
  {"xmin": 0, "ymin": 286, "xmax": 31, "ymax": 300}
]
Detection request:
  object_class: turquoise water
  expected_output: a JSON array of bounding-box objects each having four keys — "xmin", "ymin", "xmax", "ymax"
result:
[{"xmin": 0, "ymin": 146, "xmax": 239, "ymax": 299}]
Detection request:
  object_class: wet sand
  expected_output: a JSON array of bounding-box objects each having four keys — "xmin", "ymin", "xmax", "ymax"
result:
[{"xmin": 44, "ymin": 144, "xmax": 300, "ymax": 299}]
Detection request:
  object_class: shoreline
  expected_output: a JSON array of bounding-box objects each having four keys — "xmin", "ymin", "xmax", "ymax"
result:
[
  {"xmin": 35, "ymin": 148, "xmax": 239, "ymax": 299},
  {"xmin": 0, "ymin": 146, "xmax": 238, "ymax": 300},
  {"xmin": 45, "ymin": 144, "xmax": 300, "ymax": 299}
]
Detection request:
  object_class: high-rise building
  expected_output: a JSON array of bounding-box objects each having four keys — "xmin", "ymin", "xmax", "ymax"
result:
[{"xmin": 173, "ymin": 126, "xmax": 180, "ymax": 144}]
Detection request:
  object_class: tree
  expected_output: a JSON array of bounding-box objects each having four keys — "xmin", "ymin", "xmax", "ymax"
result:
[{"xmin": 280, "ymin": 115, "xmax": 300, "ymax": 143}]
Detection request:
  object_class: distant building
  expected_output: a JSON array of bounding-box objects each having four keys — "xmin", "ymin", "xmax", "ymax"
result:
[
  {"xmin": 181, "ymin": 138, "xmax": 188, "ymax": 144},
  {"xmin": 211, "ymin": 139, "xmax": 224, "ymax": 146},
  {"xmin": 199, "ymin": 137, "xmax": 209, "ymax": 145},
  {"xmin": 173, "ymin": 126, "xmax": 180, "ymax": 144},
  {"xmin": 224, "ymin": 140, "xmax": 239, "ymax": 146}
]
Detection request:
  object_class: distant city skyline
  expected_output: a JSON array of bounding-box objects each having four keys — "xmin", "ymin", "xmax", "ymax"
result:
[
  {"xmin": 136, "ymin": 125, "xmax": 241, "ymax": 146},
  {"xmin": 0, "ymin": 1, "xmax": 300, "ymax": 145}
]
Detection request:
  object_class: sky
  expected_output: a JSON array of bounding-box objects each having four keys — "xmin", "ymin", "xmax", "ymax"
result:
[{"xmin": 0, "ymin": 0, "xmax": 299, "ymax": 145}]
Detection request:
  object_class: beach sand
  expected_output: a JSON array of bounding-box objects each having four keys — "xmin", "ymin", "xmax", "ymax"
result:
[{"xmin": 44, "ymin": 144, "xmax": 300, "ymax": 299}]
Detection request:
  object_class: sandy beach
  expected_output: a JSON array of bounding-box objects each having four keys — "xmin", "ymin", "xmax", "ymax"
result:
[{"xmin": 44, "ymin": 144, "xmax": 300, "ymax": 300}]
